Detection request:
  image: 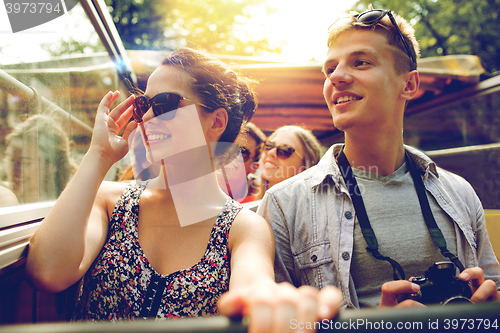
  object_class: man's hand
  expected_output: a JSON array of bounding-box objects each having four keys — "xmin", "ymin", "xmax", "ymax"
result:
[
  {"xmin": 459, "ymin": 267, "xmax": 500, "ymax": 303},
  {"xmin": 379, "ymin": 280, "xmax": 426, "ymax": 308},
  {"xmin": 218, "ymin": 282, "xmax": 342, "ymax": 333}
]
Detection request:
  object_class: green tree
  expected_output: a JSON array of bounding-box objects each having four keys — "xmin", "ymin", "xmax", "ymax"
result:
[
  {"xmin": 105, "ymin": 0, "xmax": 281, "ymax": 56},
  {"xmin": 104, "ymin": 0, "xmax": 168, "ymax": 50},
  {"xmin": 351, "ymin": 0, "xmax": 500, "ymax": 73}
]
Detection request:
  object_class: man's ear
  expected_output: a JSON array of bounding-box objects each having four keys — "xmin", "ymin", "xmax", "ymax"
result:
[
  {"xmin": 207, "ymin": 108, "xmax": 228, "ymax": 140},
  {"xmin": 401, "ymin": 70, "xmax": 420, "ymax": 101}
]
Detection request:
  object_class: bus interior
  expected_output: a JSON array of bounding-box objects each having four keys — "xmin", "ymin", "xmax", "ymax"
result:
[{"xmin": 1, "ymin": 0, "xmax": 499, "ymax": 330}]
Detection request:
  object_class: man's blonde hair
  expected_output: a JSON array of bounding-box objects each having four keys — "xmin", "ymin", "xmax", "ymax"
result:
[{"xmin": 327, "ymin": 10, "xmax": 420, "ymax": 73}]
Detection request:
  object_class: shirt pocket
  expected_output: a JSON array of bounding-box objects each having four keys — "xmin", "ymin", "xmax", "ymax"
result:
[{"xmin": 293, "ymin": 241, "xmax": 334, "ymax": 288}]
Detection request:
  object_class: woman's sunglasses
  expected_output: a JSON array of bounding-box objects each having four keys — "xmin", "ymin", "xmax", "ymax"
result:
[
  {"xmin": 355, "ymin": 9, "xmax": 416, "ymax": 69},
  {"xmin": 133, "ymin": 92, "xmax": 212, "ymax": 123},
  {"xmin": 262, "ymin": 141, "xmax": 303, "ymax": 160}
]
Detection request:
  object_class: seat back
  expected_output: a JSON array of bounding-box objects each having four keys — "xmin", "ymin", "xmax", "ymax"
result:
[{"xmin": 485, "ymin": 209, "xmax": 500, "ymax": 261}]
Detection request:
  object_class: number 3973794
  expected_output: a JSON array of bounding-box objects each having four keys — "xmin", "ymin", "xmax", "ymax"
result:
[
  {"xmin": 5, "ymin": 2, "xmax": 62, "ymax": 14},
  {"xmin": 443, "ymin": 319, "xmax": 498, "ymax": 330}
]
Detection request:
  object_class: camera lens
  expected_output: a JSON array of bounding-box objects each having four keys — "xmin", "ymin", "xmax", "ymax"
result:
[
  {"xmin": 441, "ymin": 296, "xmax": 473, "ymax": 305},
  {"xmin": 434, "ymin": 262, "xmax": 454, "ymax": 270},
  {"xmin": 412, "ymin": 276, "xmax": 426, "ymax": 284}
]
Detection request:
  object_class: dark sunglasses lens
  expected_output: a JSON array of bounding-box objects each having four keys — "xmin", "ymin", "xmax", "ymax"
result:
[
  {"xmin": 152, "ymin": 105, "xmax": 178, "ymax": 120},
  {"xmin": 358, "ymin": 9, "xmax": 385, "ymax": 24},
  {"xmin": 151, "ymin": 93, "xmax": 182, "ymax": 119},
  {"xmin": 133, "ymin": 96, "xmax": 149, "ymax": 121},
  {"xmin": 276, "ymin": 146, "xmax": 294, "ymax": 159},
  {"xmin": 263, "ymin": 142, "xmax": 293, "ymax": 159},
  {"xmin": 240, "ymin": 147, "xmax": 251, "ymax": 162},
  {"xmin": 358, "ymin": 10, "xmax": 385, "ymax": 24}
]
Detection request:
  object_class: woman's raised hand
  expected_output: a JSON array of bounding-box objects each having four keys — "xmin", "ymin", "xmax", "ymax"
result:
[{"xmin": 89, "ymin": 91, "xmax": 137, "ymax": 168}]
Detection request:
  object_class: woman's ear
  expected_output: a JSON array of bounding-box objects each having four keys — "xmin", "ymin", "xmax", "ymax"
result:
[
  {"xmin": 207, "ymin": 108, "xmax": 228, "ymax": 140},
  {"xmin": 401, "ymin": 70, "xmax": 420, "ymax": 100}
]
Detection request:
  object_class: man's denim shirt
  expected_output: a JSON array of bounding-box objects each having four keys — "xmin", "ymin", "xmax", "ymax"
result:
[{"xmin": 257, "ymin": 144, "xmax": 500, "ymax": 309}]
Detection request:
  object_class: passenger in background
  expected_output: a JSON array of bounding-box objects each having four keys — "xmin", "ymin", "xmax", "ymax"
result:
[
  {"xmin": 238, "ymin": 122, "xmax": 266, "ymax": 203},
  {"xmin": 4, "ymin": 114, "xmax": 74, "ymax": 204},
  {"xmin": 215, "ymin": 122, "xmax": 265, "ymax": 202},
  {"xmin": 250, "ymin": 125, "xmax": 322, "ymax": 201},
  {"xmin": 240, "ymin": 122, "xmax": 266, "ymax": 177},
  {"xmin": 25, "ymin": 48, "xmax": 341, "ymax": 329}
]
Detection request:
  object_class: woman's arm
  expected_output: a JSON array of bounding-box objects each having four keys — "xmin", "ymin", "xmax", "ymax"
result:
[
  {"xmin": 226, "ymin": 208, "xmax": 275, "ymax": 291},
  {"xmin": 220, "ymin": 209, "xmax": 342, "ymax": 333},
  {"xmin": 25, "ymin": 91, "xmax": 137, "ymax": 293}
]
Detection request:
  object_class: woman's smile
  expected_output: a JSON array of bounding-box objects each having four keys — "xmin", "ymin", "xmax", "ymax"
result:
[{"xmin": 147, "ymin": 133, "xmax": 171, "ymax": 142}]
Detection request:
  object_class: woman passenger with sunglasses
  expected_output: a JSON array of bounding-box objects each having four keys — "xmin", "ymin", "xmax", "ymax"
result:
[
  {"xmin": 250, "ymin": 125, "xmax": 322, "ymax": 201},
  {"xmin": 25, "ymin": 48, "xmax": 341, "ymax": 329}
]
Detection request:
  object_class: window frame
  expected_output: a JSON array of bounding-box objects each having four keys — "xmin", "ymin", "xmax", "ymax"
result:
[{"xmin": 0, "ymin": 0, "xmax": 135, "ymax": 277}]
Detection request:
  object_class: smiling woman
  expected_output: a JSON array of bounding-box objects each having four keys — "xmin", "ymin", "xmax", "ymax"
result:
[
  {"xmin": 25, "ymin": 48, "xmax": 259, "ymax": 319},
  {"xmin": 23, "ymin": 48, "xmax": 342, "ymax": 327},
  {"xmin": 249, "ymin": 125, "xmax": 323, "ymax": 200}
]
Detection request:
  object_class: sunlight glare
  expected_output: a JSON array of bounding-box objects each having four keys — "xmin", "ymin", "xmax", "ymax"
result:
[{"xmin": 248, "ymin": 0, "xmax": 357, "ymax": 63}]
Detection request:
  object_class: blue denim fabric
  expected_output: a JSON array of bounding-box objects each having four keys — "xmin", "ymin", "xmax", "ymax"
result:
[{"xmin": 257, "ymin": 144, "xmax": 500, "ymax": 309}]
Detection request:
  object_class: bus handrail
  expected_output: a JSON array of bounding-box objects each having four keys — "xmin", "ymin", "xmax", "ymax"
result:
[{"xmin": 0, "ymin": 69, "xmax": 93, "ymax": 134}]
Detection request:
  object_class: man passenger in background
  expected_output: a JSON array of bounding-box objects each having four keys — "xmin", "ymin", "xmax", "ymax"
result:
[{"xmin": 258, "ymin": 8, "xmax": 500, "ymax": 308}]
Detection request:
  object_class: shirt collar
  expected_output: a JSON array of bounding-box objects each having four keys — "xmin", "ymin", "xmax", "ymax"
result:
[
  {"xmin": 404, "ymin": 145, "xmax": 439, "ymax": 178},
  {"xmin": 310, "ymin": 144, "xmax": 439, "ymax": 189},
  {"xmin": 310, "ymin": 144, "xmax": 343, "ymax": 188}
]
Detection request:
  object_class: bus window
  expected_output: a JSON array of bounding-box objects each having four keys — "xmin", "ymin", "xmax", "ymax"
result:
[
  {"xmin": 0, "ymin": 3, "xmax": 129, "ymax": 210},
  {"xmin": 404, "ymin": 82, "xmax": 500, "ymax": 209},
  {"xmin": 404, "ymin": 89, "xmax": 500, "ymax": 151}
]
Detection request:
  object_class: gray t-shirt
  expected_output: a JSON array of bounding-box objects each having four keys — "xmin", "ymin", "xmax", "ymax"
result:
[{"xmin": 350, "ymin": 162, "xmax": 457, "ymax": 308}]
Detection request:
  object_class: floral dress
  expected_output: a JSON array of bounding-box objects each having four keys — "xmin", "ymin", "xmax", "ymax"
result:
[{"xmin": 72, "ymin": 182, "xmax": 241, "ymax": 321}]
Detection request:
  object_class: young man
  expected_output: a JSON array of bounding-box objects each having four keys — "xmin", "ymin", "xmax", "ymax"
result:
[{"xmin": 257, "ymin": 9, "xmax": 500, "ymax": 309}]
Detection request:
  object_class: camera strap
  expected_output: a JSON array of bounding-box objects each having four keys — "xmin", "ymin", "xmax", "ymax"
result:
[
  {"xmin": 337, "ymin": 148, "xmax": 465, "ymax": 281},
  {"xmin": 405, "ymin": 150, "xmax": 465, "ymax": 272}
]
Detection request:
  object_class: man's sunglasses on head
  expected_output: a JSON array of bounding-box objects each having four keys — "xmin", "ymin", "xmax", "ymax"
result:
[{"xmin": 355, "ymin": 9, "xmax": 416, "ymax": 69}]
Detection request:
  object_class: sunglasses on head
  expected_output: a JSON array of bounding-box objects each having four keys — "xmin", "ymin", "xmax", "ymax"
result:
[
  {"xmin": 262, "ymin": 141, "xmax": 303, "ymax": 160},
  {"xmin": 355, "ymin": 9, "xmax": 416, "ymax": 69},
  {"xmin": 133, "ymin": 92, "xmax": 212, "ymax": 123},
  {"xmin": 240, "ymin": 146, "xmax": 252, "ymax": 163}
]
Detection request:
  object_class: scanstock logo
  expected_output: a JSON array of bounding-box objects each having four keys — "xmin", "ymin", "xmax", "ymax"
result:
[{"xmin": 3, "ymin": 0, "xmax": 79, "ymax": 33}]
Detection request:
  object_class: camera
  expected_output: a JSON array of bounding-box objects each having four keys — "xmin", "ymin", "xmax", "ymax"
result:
[{"xmin": 406, "ymin": 261, "xmax": 472, "ymax": 305}]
